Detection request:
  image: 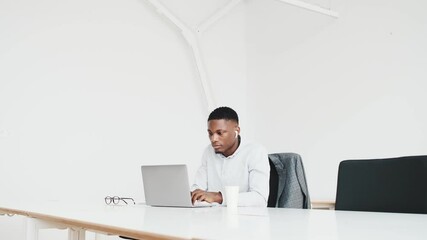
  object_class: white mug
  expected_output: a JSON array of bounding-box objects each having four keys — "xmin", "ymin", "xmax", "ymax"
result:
[{"xmin": 224, "ymin": 186, "xmax": 239, "ymax": 208}]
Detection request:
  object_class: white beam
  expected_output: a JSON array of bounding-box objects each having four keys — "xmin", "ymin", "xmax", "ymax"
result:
[
  {"xmin": 182, "ymin": 32, "xmax": 216, "ymax": 111},
  {"xmin": 197, "ymin": 0, "xmax": 243, "ymax": 33},
  {"xmin": 144, "ymin": 0, "xmax": 337, "ymax": 111},
  {"xmin": 145, "ymin": 0, "xmax": 190, "ymax": 32},
  {"xmin": 277, "ymin": 0, "xmax": 338, "ymax": 18},
  {"xmin": 145, "ymin": 0, "xmax": 217, "ymax": 111}
]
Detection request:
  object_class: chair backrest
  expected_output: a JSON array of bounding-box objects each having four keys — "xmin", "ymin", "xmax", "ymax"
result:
[
  {"xmin": 268, "ymin": 153, "xmax": 311, "ymax": 209},
  {"xmin": 268, "ymin": 159, "xmax": 279, "ymax": 207},
  {"xmin": 335, "ymin": 155, "xmax": 427, "ymax": 214}
]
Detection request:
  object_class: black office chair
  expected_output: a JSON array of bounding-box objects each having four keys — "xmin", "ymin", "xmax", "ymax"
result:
[
  {"xmin": 268, "ymin": 159, "xmax": 279, "ymax": 207},
  {"xmin": 268, "ymin": 153, "xmax": 311, "ymax": 208},
  {"xmin": 335, "ymin": 155, "xmax": 427, "ymax": 214}
]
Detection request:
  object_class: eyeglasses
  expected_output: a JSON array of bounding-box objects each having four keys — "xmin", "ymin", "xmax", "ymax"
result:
[{"xmin": 104, "ymin": 196, "xmax": 135, "ymax": 205}]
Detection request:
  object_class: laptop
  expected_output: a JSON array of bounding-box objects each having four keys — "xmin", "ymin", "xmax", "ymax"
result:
[{"xmin": 141, "ymin": 164, "xmax": 217, "ymax": 208}]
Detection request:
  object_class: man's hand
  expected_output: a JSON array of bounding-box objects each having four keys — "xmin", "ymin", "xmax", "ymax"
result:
[{"xmin": 191, "ymin": 189, "xmax": 223, "ymax": 204}]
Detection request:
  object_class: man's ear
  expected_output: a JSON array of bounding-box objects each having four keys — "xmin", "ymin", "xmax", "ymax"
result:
[{"xmin": 235, "ymin": 126, "xmax": 240, "ymax": 135}]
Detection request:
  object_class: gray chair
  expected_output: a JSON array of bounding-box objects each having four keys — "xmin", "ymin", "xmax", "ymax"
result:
[
  {"xmin": 335, "ymin": 155, "xmax": 427, "ymax": 214},
  {"xmin": 268, "ymin": 153, "xmax": 311, "ymax": 209}
]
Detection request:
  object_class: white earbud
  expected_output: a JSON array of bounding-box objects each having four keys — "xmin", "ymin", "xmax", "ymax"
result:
[{"xmin": 235, "ymin": 131, "xmax": 238, "ymax": 138}]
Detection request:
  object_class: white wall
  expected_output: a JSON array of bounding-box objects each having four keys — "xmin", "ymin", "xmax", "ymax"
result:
[
  {"xmin": 247, "ymin": 0, "xmax": 427, "ymax": 200},
  {"xmin": 0, "ymin": 0, "xmax": 246, "ymax": 239},
  {"xmin": 2, "ymin": 0, "xmax": 427, "ymax": 239}
]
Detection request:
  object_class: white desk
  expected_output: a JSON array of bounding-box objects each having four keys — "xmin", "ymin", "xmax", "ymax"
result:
[{"xmin": 1, "ymin": 200, "xmax": 427, "ymax": 240}]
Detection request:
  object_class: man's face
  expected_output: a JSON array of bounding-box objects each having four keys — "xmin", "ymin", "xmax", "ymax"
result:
[{"xmin": 208, "ymin": 119, "xmax": 239, "ymax": 156}]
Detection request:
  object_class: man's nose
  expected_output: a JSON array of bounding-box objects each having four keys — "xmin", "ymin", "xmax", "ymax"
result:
[{"xmin": 210, "ymin": 134, "xmax": 218, "ymax": 142}]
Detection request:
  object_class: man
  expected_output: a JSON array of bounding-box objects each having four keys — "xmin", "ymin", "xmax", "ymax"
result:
[{"xmin": 191, "ymin": 106, "xmax": 270, "ymax": 207}]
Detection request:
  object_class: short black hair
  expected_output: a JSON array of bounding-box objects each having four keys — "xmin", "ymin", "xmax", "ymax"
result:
[{"xmin": 208, "ymin": 106, "xmax": 239, "ymax": 123}]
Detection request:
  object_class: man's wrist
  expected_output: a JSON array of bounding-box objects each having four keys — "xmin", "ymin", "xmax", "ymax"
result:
[{"xmin": 216, "ymin": 191, "xmax": 223, "ymax": 204}]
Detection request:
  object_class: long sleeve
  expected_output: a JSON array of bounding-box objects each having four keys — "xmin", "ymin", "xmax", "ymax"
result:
[
  {"xmin": 237, "ymin": 146, "xmax": 270, "ymax": 207},
  {"xmin": 191, "ymin": 149, "xmax": 208, "ymax": 191}
]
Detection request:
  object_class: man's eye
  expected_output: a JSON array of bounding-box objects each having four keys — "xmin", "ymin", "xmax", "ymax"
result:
[{"xmin": 217, "ymin": 132, "xmax": 222, "ymax": 136}]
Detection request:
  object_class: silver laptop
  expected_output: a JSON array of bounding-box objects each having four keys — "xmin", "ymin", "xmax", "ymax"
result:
[{"xmin": 141, "ymin": 164, "xmax": 216, "ymax": 208}]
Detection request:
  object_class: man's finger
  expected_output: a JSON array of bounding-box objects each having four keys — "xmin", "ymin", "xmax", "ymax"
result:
[
  {"xmin": 191, "ymin": 189, "xmax": 201, "ymax": 201},
  {"xmin": 192, "ymin": 192, "xmax": 203, "ymax": 203},
  {"xmin": 191, "ymin": 193, "xmax": 198, "ymax": 203}
]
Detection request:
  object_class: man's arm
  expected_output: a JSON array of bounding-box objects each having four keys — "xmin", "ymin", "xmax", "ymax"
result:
[
  {"xmin": 191, "ymin": 148, "xmax": 209, "ymax": 192},
  {"xmin": 191, "ymin": 147, "xmax": 224, "ymax": 204},
  {"xmin": 238, "ymin": 145, "xmax": 270, "ymax": 207}
]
